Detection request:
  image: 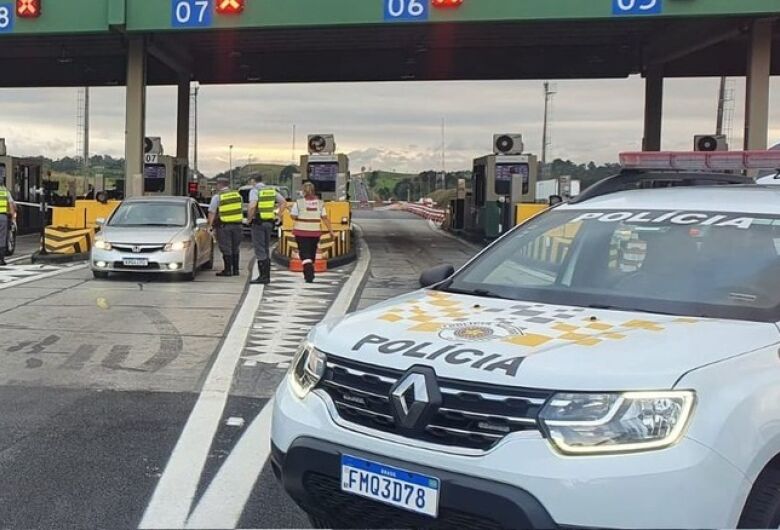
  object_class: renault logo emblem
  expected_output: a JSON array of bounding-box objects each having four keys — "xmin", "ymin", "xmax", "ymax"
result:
[{"xmin": 389, "ymin": 367, "xmax": 442, "ymax": 431}]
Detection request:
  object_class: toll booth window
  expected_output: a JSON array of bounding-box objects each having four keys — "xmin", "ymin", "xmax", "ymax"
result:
[
  {"xmin": 308, "ymin": 163, "xmax": 338, "ymax": 193},
  {"xmin": 144, "ymin": 165, "xmax": 167, "ymax": 193},
  {"xmin": 496, "ymin": 163, "xmax": 530, "ymax": 196}
]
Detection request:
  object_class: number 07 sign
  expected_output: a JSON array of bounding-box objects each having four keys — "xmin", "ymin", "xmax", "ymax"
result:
[{"xmin": 171, "ymin": 0, "xmax": 213, "ymax": 28}]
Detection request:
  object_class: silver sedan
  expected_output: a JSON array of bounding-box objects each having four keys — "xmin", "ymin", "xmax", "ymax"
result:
[{"xmin": 90, "ymin": 196, "xmax": 214, "ymax": 281}]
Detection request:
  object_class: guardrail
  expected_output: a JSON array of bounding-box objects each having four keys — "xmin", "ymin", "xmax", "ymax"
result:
[{"xmin": 400, "ymin": 202, "xmax": 446, "ymax": 223}]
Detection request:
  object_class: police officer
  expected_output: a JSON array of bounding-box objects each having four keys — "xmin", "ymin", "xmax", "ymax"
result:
[
  {"xmin": 247, "ymin": 175, "xmax": 287, "ymax": 284},
  {"xmin": 0, "ymin": 176, "xmax": 17, "ymax": 266},
  {"xmin": 208, "ymin": 177, "xmax": 244, "ymax": 277}
]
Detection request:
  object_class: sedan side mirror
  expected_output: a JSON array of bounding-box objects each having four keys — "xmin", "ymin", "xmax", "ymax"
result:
[
  {"xmin": 419, "ymin": 264, "xmax": 455, "ymax": 288},
  {"xmin": 95, "ymin": 218, "xmax": 105, "ymax": 226}
]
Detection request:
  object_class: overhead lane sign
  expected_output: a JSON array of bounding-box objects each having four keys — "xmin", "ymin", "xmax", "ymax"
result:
[{"xmin": 612, "ymin": 0, "xmax": 662, "ymax": 16}]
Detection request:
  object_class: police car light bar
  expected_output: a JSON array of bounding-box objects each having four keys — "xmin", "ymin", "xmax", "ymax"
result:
[{"xmin": 619, "ymin": 151, "xmax": 780, "ymax": 171}]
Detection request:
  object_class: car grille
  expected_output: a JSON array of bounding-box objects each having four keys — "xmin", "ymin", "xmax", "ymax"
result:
[
  {"xmin": 111, "ymin": 244, "xmax": 165, "ymax": 253},
  {"xmin": 319, "ymin": 356, "xmax": 551, "ymax": 451},
  {"xmin": 303, "ymin": 472, "xmax": 504, "ymax": 530}
]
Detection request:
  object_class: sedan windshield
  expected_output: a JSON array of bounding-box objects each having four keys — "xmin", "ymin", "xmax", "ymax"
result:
[
  {"xmin": 109, "ymin": 202, "xmax": 188, "ymax": 227},
  {"xmin": 443, "ymin": 209, "xmax": 780, "ymax": 322}
]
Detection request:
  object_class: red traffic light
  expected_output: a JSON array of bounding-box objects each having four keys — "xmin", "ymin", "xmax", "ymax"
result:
[
  {"xmin": 216, "ymin": 0, "xmax": 244, "ymax": 14},
  {"xmin": 432, "ymin": 0, "xmax": 463, "ymax": 8},
  {"xmin": 16, "ymin": 0, "xmax": 41, "ymax": 17}
]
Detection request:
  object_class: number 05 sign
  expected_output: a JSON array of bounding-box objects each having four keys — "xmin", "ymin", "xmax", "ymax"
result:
[{"xmin": 613, "ymin": 0, "xmax": 662, "ymax": 15}]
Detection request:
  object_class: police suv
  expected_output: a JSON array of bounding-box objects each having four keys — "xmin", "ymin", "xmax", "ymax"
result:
[{"xmin": 272, "ymin": 150, "xmax": 780, "ymax": 529}]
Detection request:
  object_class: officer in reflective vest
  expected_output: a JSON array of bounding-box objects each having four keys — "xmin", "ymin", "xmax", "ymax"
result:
[
  {"xmin": 247, "ymin": 175, "xmax": 287, "ymax": 284},
  {"xmin": 208, "ymin": 177, "xmax": 244, "ymax": 277},
  {"xmin": 0, "ymin": 177, "xmax": 17, "ymax": 266}
]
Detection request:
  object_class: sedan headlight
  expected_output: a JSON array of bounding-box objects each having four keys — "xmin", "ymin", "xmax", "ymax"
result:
[
  {"xmin": 94, "ymin": 239, "xmax": 112, "ymax": 250},
  {"xmin": 290, "ymin": 342, "xmax": 327, "ymax": 399},
  {"xmin": 164, "ymin": 240, "xmax": 192, "ymax": 252},
  {"xmin": 540, "ymin": 391, "xmax": 695, "ymax": 455}
]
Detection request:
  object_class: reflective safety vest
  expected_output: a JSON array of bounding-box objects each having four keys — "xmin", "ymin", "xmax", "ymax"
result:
[
  {"xmin": 0, "ymin": 187, "xmax": 8, "ymax": 216},
  {"xmin": 293, "ymin": 198, "xmax": 323, "ymax": 236},
  {"xmin": 218, "ymin": 190, "xmax": 243, "ymax": 224},
  {"xmin": 257, "ymin": 188, "xmax": 277, "ymax": 221}
]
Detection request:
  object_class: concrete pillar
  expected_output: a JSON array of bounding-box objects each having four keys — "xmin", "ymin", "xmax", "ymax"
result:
[
  {"xmin": 642, "ymin": 65, "xmax": 664, "ymax": 152},
  {"xmin": 176, "ymin": 76, "xmax": 190, "ymax": 163},
  {"xmin": 744, "ymin": 19, "xmax": 773, "ymax": 151},
  {"xmin": 125, "ymin": 37, "xmax": 147, "ymax": 197}
]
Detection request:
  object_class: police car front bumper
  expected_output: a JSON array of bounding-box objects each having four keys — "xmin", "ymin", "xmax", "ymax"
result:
[{"xmin": 272, "ymin": 375, "xmax": 751, "ymax": 529}]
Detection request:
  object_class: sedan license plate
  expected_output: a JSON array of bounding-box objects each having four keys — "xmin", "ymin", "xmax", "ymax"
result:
[
  {"xmin": 122, "ymin": 258, "xmax": 148, "ymax": 266},
  {"xmin": 340, "ymin": 455, "xmax": 440, "ymax": 518}
]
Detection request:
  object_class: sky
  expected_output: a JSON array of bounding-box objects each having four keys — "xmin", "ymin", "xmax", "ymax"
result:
[{"xmin": 0, "ymin": 76, "xmax": 777, "ymax": 177}]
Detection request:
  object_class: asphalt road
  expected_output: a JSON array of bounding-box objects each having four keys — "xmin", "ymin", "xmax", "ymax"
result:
[{"xmin": 0, "ymin": 211, "xmax": 479, "ymax": 529}]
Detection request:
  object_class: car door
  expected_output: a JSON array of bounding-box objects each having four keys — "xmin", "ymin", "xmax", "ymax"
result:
[{"xmin": 190, "ymin": 202, "xmax": 208, "ymax": 264}]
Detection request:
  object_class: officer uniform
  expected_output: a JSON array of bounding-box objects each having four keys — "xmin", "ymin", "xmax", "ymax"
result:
[
  {"xmin": 208, "ymin": 182, "xmax": 244, "ymax": 277},
  {"xmin": 0, "ymin": 183, "xmax": 16, "ymax": 266},
  {"xmin": 249, "ymin": 183, "xmax": 286, "ymax": 284}
]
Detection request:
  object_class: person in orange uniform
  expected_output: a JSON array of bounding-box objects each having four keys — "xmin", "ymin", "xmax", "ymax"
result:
[{"xmin": 290, "ymin": 182, "xmax": 334, "ymax": 283}]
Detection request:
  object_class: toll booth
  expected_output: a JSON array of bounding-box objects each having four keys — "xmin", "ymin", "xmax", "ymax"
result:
[
  {"xmin": 292, "ymin": 134, "xmax": 350, "ymax": 201},
  {"xmin": 293, "ymin": 153, "xmax": 350, "ymax": 201},
  {"xmin": 469, "ymin": 152, "xmax": 538, "ymax": 239},
  {"xmin": 0, "ymin": 140, "xmax": 51, "ymax": 235},
  {"xmin": 141, "ymin": 155, "xmax": 189, "ymax": 197}
]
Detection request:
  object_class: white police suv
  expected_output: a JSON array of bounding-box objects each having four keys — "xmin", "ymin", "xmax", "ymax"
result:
[{"xmin": 271, "ymin": 151, "xmax": 780, "ymax": 529}]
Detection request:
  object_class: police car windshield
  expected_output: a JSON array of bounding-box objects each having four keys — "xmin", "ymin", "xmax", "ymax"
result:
[
  {"xmin": 109, "ymin": 202, "xmax": 188, "ymax": 227},
  {"xmin": 444, "ymin": 209, "xmax": 780, "ymax": 322}
]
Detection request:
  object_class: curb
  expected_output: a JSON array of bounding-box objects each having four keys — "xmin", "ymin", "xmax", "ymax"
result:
[
  {"xmin": 326, "ymin": 223, "xmax": 372, "ymax": 318},
  {"xmin": 31, "ymin": 251, "xmax": 89, "ymax": 264}
]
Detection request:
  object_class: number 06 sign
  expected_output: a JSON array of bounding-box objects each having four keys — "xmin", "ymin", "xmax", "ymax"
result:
[{"xmin": 384, "ymin": 0, "xmax": 429, "ymax": 22}]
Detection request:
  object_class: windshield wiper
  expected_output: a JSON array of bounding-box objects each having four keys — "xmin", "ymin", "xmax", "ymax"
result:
[
  {"xmin": 587, "ymin": 303, "xmax": 677, "ymax": 316},
  {"xmin": 440, "ymin": 286, "xmax": 515, "ymax": 301}
]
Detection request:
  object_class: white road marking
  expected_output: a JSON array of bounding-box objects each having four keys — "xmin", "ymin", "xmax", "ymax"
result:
[
  {"xmin": 0, "ymin": 263, "xmax": 87, "ymax": 290},
  {"xmin": 138, "ymin": 284, "xmax": 264, "ymax": 530},
  {"xmin": 185, "ymin": 401, "xmax": 274, "ymax": 529},
  {"xmin": 182, "ymin": 230, "xmax": 373, "ymax": 529}
]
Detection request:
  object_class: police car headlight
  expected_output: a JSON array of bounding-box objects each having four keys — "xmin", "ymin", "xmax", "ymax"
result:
[
  {"xmin": 164, "ymin": 240, "xmax": 191, "ymax": 252},
  {"xmin": 290, "ymin": 342, "xmax": 327, "ymax": 399},
  {"xmin": 540, "ymin": 391, "xmax": 695, "ymax": 455},
  {"xmin": 94, "ymin": 238, "xmax": 112, "ymax": 251}
]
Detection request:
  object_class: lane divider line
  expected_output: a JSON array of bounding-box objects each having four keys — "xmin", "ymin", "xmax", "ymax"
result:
[
  {"xmin": 182, "ymin": 227, "xmax": 373, "ymax": 529},
  {"xmin": 138, "ymin": 283, "xmax": 265, "ymax": 530}
]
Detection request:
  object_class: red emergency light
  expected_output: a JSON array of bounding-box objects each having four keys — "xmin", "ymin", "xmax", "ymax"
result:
[
  {"xmin": 216, "ymin": 0, "xmax": 244, "ymax": 14},
  {"xmin": 619, "ymin": 151, "xmax": 780, "ymax": 171},
  {"xmin": 432, "ymin": 0, "xmax": 463, "ymax": 8},
  {"xmin": 16, "ymin": 0, "xmax": 41, "ymax": 18}
]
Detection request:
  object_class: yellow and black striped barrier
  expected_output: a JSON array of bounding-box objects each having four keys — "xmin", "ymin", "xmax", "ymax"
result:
[{"xmin": 43, "ymin": 226, "xmax": 95, "ymax": 255}]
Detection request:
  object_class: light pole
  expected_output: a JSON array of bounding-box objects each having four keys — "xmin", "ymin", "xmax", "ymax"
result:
[{"xmin": 229, "ymin": 144, "xmax": 234, "ymax": 188}]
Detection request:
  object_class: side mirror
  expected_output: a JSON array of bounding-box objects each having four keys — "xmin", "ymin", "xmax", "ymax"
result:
[
  {"xmin": 548, "ymin": 195, "xmax": 563, "ymax": 206},
  {"xmin": 419, "ymin": 264, "xmax": 455, "ymax": 288},
  {"xmin": 95, "ymin": 218, "xmax": 105, "ymax": 226},
  {"xmin": 196, "ymin": 218, "xmax": 208, "ymax": 227}
]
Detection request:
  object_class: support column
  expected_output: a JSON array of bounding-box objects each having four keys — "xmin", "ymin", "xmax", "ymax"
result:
[
  {"xmin": 125, "ymin": 37, "xmax": 147, "ymax": 198},
  {"xmin": 176, "ymin": 76, "xmax": 190, "ymax": 163},
  {"xmin": 744, "ymin": 19, "xmax": 773, "ymax": 151},
  {"xmin": 176, "ymin": 75, "xmax": 191, "ymax": 196},
  {"xmin": 642, "ymin": 64, "xmax": 664, "ymax": 152}
]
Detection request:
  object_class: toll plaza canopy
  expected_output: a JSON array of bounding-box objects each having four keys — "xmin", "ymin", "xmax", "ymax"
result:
[{"xmin": 0, "ymin": 0, "xmax": 777, "ymax": 86}]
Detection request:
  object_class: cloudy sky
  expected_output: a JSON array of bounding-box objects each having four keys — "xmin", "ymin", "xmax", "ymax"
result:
[{"xmin": 0, "ymin": 76, "xmax": 777, "ymax": 176}]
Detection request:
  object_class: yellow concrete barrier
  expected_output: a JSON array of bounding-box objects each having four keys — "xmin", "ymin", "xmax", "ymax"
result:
[{"xmin": 44, "ymin": 226, "xmax": 94, "ymax": 254}]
